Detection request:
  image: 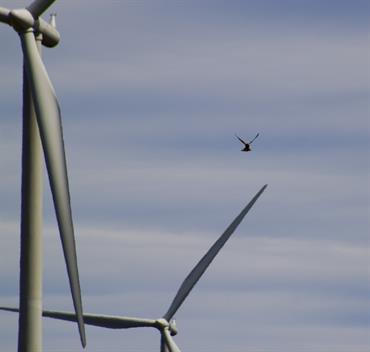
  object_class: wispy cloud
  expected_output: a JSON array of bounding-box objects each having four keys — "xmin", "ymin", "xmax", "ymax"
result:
[{"xmin": 0, "ymin": 1, "xmax": 368, "ymax": 351}]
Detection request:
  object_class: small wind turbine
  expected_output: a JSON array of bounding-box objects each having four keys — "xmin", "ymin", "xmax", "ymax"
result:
[
  {"xmin": 0, "ymin": 0, "xmax": 85, "ymax": 350},
  {"xmin": 1, "ymin": 185, "xmax": 267, "ymax": 351}
]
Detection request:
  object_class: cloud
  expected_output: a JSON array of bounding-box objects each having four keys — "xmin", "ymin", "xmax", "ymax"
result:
[{"xmin": 0, "ymin": 1, "xmax": 368, "ymax": 351}]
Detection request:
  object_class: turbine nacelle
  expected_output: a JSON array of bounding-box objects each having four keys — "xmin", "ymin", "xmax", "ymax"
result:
[
  {"xmin": 169, "ymin": 319, "xmax": 178, "ymax": 336},
  {"xmin": 0, "ymin": 6, "xmax": 60, "ymax": 47}
]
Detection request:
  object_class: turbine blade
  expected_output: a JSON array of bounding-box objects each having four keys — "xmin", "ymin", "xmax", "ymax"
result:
[
  {"xmin": 0, "ymin": 7, "xmax": 10, "ymax": 24},
  {"xmin": 160, "ymin": 334, "xmax": 170, "ymax": 352},
  {"xmin": 162, "ymin": 329, "xmax": 182, "ymax": 352},
  {"xmin": 0, "ymin": 307, "xmax": 20, "ymax": 313},
  {"xmin": 163, "ymin": 184, "xmax": 268, "ymax": 321},
  {"xmin": 43, "ymin": 311, "xmax": 157, "ymax": 329},
  {"xmin": 0, "ymin": 307, "xmax": 157, "ymax": 330},
  {"xmin": 19, "ymin": 31, "xmax": 86, "ymax": 347},
  {"xmin": 27, "ymin": 0, "xmax": 56, "ymax": 18}
]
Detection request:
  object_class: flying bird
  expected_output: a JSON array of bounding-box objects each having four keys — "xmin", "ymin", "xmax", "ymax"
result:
[{"xmin": 235, "ymin": 133, "xmax": 259, "ymax": 152}]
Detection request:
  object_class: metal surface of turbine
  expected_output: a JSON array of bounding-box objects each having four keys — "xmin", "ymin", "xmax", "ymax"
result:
[
  {"xmin": 1, "ymin": 185, "xmax": 267, "ymax": 351},
  {"xmin": 0, "ymin": 0, "xmax": 86, "ymax": 349}
]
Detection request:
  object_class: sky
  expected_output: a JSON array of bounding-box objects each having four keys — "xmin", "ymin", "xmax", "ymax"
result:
[{"xmin": 0, "ymin": 0, "xmax": 369, "ymax": 351}]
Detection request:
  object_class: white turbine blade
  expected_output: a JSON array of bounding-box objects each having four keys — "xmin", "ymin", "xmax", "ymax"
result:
[
  {"xmin": 0, "ymin": 7, "xmax": 10, "ymax": 24},
  {"xmin": 162, "ymin": 329, "xmax": 182, "ymax": 352},
  {"xmin": 163, "ymin": 184, "xmax": 268, "ymax": 321},
  {"xmin": 0, "ymin": 307, "xmax": 157, "ymax": 330},
  {"xmin": 19, "ymin": 30, "xmax": 86, "ymax": 348},
  {"xmin": 43, "ymin": 311, "xmax": 156, "ymax": 329},
  {"xmin": 160, "ymin": 334, "xmax": 170, "ymax": 352},
  {"xmin": 0, "ymin": 307, "xmax": 19, "ymax": 313},
  {"xmin": 27, "ymin": 0, "xmax": 56, "ymax": 18},
  {"xmin": 44, "ymin": 311, "xmax": 157, "ymax": 329}
]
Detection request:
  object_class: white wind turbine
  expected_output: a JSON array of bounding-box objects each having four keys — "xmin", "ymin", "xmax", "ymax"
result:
[
  {"xmin": 0, "ymin": 0, "xmax": 85, "ymax": 350},
  {"xmin": 1, "ymin": 185, "xmax": 267, "ymax": 351}
]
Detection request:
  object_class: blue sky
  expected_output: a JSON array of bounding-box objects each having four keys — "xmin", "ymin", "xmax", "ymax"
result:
[{"xmin": 0, "ymin": 1, "xmax": 369, "ymax": 351}]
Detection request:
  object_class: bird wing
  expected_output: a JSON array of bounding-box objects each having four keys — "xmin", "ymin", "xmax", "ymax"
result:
[
  {"xmin": 235, "ymin": 134, "xmax": 247, "ymax": 145},
  {"xmin": 249, "ymin": 133, "xmax": 260, "ymax": 144}
]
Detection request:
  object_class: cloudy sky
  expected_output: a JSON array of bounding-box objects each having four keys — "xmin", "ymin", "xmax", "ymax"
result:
[{"xmin": 0, "ymin": 0, "xmax": 369, "ymax": 351}]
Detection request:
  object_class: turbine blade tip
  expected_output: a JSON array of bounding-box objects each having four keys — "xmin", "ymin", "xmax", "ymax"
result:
[{"xmin": 81, "ymin": 333, "xmax": 87, "ymax": 348}]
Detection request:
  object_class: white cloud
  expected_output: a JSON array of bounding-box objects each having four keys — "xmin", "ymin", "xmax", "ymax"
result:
[{"xmin": 0, "ymin": 1, "xmax": 368, "ymax": 351}]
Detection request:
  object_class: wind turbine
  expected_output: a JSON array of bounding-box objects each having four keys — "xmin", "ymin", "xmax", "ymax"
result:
[
  {"xmin": 1, "ymin": 185, "xmax": 267, "ymax": 351},
  {"xmin": 0, "ymin": 1, "xmax": 85, "ymax": 350}
]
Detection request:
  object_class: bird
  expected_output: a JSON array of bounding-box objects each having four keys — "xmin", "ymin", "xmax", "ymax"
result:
[{"xmin": 235, "ymin": 133, "xmax": 259, "ymax": 152}]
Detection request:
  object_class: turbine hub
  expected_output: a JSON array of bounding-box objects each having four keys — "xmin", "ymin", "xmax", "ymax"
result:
[
  {"xmin": 2, "ymin": 6, "xmax": 60, "ymax": 47},
  {"xmin": 9, "ymin": 8, "xmax": 34, "ymax": 31},
  {"xmin": 155, "ymin": 318, "xmax": 170, "ymax": 329}
]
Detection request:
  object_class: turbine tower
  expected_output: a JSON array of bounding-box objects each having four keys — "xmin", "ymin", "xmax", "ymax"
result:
[
  {"xmin": 2, "ymin": 185, "xmax": 267, "ymax": 351},
  {"xmin": 0, "ymin": 1, "xmax": 86, "ymax": 350}
]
